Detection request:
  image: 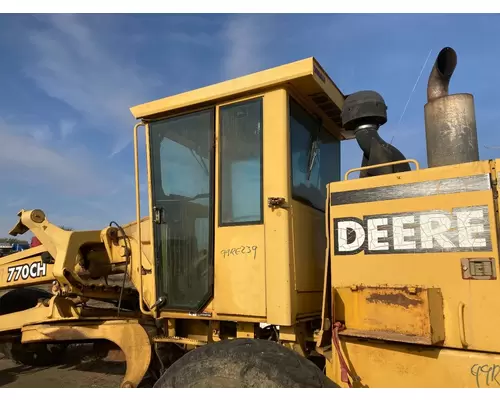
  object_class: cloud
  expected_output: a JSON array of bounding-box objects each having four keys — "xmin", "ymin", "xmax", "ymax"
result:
[
  {"xmin": 0, "ymin": 118, "xmax": 122, "ymax": 235},
  {"xmin": 222, "ymin": 14, "xmax": 272, "ymax": 79},
  {"xmin": 0, "ymin": 118, "xmax": 110, "ymax": 195},
  {"xmin": 166, "ymin": 31, "xmax": 214, "ymax": 48},
  {"xmin": 59, "ymin": 119, "xmax": 76, "ymax": 139},
  {"xmin": 23, "ymin": 14, "xmax": 162, "ymax": 157}
]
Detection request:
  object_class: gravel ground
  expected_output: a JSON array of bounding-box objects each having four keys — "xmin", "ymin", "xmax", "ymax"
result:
[{"xmin": 0, "ymin": 345, "xmax": 126, "ymax": 388}]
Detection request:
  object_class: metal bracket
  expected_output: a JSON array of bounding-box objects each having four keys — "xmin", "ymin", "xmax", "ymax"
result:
[{"xmin": 461, "ymin": 258, "xmax": 496, "ymax": 280}]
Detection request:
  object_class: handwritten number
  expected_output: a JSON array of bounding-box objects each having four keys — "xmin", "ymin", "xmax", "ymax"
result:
[
  {"xmin": 470, "ymin": 364, "xmax": 500, "ymax": 387},
  {"xmin": 221, "ymin": 245, "xmax": 258, "ymax": 259}
]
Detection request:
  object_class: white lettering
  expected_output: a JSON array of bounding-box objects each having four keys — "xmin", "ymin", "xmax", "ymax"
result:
[
  {"xmin": 420, "ymin": 213, "xmax": 455, "ymax": 249},
  {"xmin": 14, "ymin": 266, "xmax": 23, "ymax": 281},
  {"xmin": 30, "ymin": 262, "xmax": 38, "ymax": 278},
  {"xmin": 456, "ymin": 210, "xmax": 487, "ymax": 248},
  {"xmin": 21, "ymin": 265, "xmax": 30, "ymax": 280},
  {"xmin": 337, "ymin": 220, "xmax": 365, "ymax": 252},
  {"xmin": 333, "ymin": 206, "xmax": 490, "ymax": 255},
  {"xmin": 38, "ymin": 262, "xmax": 46, "ymax": 277},
  {"xmin": 393, "ymin": 216, "xmax": 416, "ymax": 250},
  {"xmin": 5, "ymin": 262, "xmax": 48, "ymax": 283},
  {"xmin": 7, "ymin": 267, "xmax": 14, "ymax": 282},
  {"xmin": 367, "ymin": 218, "xmax": 389, "ymax": 251}
]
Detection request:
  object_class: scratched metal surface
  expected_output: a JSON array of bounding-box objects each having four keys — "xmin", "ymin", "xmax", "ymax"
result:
[{"xmin": 330, "ymin": 173, "xmax": 491, "ymax": 206}]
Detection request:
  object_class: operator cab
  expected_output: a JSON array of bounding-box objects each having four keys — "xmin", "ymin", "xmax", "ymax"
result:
[{"xmin": 130, "ymin": 58, "xmax": 347, "ymax": 324}]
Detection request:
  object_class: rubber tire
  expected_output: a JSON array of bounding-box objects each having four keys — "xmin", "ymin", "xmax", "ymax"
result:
[
  {"xmin": 0, "ymin": 288, "xmax": 66, "ymax": 366},
  {"xmin": 153, "ymin": 338, "xmax": 339, "ymax": 388}
]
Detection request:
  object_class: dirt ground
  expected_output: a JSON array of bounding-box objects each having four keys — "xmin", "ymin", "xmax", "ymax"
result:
[{"xmin": 0, "ymin": 344, "xmax": 127, "ymax": 388}]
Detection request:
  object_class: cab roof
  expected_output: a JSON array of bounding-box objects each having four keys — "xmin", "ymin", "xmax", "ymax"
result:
[{"xmin": 130, "ymin": 57, "xmax": 351, "ymax": 140}]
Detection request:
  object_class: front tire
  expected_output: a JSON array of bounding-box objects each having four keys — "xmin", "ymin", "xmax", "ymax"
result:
[{"xmin": 154, "ymin": 338, "xmax": 338, "ymax": 388}]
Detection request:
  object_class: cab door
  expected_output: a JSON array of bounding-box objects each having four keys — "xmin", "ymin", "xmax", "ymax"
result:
[
  {"xmin": 148, "ymin": 108, "xmax": 215, "ymax": 312},
  {"xmin": 213, "ymin": 96, "xmax": 267, "ymax": 318}
]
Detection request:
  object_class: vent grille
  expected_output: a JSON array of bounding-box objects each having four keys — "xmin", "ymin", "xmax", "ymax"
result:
[{"xmin": 309, "ymin": 92, "xmax": 342, "ymax": 126}]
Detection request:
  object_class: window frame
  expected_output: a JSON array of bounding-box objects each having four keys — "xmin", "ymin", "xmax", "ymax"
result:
[{"xmin": 218, "ymin": 96, "xmax": 264, "ymax": 227}]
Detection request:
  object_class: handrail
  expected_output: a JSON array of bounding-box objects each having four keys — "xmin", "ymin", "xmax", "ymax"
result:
[
  {"xmin": 133, "ymin": 121, "xmax": 152, "ymax": 316},
  {"xmin": 344, "ymin": 159, "xmax": 420, "ymax": 181}
]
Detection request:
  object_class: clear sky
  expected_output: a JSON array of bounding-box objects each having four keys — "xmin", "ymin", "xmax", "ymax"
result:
[{"xmin": 1, "ymin": 13, "xmax": 499, "ymax": 235}]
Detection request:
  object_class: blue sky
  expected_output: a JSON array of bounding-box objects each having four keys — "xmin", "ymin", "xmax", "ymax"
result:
[{"xmin": 1, "ymin": 13, "xmax": 500, "ymax": 235}]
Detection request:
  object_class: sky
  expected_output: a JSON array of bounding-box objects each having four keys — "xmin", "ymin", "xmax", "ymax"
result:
[{"xmin": 1, "ymin": 13, "xmax": 500, "ymax": 236}]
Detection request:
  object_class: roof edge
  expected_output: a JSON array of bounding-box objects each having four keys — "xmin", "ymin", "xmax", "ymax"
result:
[{"xmin": 129, "ymin": 57, "xmax": 316, "ymax": 119}]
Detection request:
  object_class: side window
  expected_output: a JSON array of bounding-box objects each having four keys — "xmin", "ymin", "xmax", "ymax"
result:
[
  {"xmin": 289, "ymin": 97, "xmax": 340, "ymax": 211},
  {"xmin": 219, "ymin": 97, "xmax": 263, "ymax": 225}
]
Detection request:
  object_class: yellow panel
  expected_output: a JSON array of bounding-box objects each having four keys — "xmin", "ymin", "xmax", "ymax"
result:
[
  {"xmin": 335, "ymin": 286, "xmax": 444, "ymax": 345},
  {"xmin": 291, "ymin": 200, "xmax": 325, "ymax": 292},
  {"xmin": 263, "ymin": 89, "xmax": 293, "ymax": 326},
  {"xmin": 328, "ymin": 338, "xmax": 500, "ymax": 388},
  {"xmin": 214, "ymin": 225, "xmax": 266, "ymax": 317},
  {"xmin": 329, "ymin": 160, "xmax": 500, "ymax": 353}
]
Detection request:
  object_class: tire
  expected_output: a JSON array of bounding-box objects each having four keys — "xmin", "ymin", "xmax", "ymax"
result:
[
  {"xmin": 0, "ymin": 287, "xmax": 67, "ymax": 366},
  {"xmin": 153, "ymin": 338, "xmax": 339, "ymax": 388}
]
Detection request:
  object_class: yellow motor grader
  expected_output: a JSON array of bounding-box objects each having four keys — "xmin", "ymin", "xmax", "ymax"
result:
[{"xmin": 1, "ymin": 46, "xmax": 498, "ymax": 388}]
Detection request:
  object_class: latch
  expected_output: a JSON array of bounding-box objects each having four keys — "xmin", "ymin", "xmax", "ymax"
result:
[
  {"xmin": 153, "ymin": 206, "xmax": 163, "ymax": 224},
  {"xmin": 268, "ymin": 197, "xmax": 290, "ymax": 210}
]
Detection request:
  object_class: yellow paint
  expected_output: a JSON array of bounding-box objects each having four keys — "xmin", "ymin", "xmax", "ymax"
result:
[
  {"xmin": 291, "ymin": 200, "xmax": 325, "ymax": 292},
  {"xmin": 214, "ymin": 225, "xmax": 266, "ymax": 317},
  {"xmin": 262, "ymin": 89, "xmax": 294, "ymax": 325},
  {"xmin": 329, "ymin": 338, "xmax": 500, "ymax": 388}
]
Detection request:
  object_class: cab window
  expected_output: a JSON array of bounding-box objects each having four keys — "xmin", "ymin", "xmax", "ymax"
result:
[{"xmin": 289, "ymin": 97, "xmax": 341, "ymax": 211}]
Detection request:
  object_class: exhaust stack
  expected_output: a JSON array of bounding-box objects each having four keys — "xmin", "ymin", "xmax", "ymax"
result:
[{"xmin": 424, "ymin": 47, "xmax": 479, "ymax": 168}]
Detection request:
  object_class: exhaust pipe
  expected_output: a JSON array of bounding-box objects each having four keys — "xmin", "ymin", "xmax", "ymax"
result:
[{"xmin": 424, "ymin": 47, "xmax": 479, "ymax": 168}]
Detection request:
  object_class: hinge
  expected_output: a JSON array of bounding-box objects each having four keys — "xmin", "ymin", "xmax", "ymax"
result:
[{"xmin": 490, "ymin": 161, "xmax": 498, "ymax": 195}]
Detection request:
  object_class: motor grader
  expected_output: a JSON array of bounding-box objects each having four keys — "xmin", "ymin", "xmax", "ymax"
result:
[{"xmin": 0, "ymin": 46, "xmax": 498, "ymax": 388}]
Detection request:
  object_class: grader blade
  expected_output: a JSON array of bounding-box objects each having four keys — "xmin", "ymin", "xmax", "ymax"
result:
[{"xmin": 21, "ymin": 319, "xmax": 153, "ymax": 388}]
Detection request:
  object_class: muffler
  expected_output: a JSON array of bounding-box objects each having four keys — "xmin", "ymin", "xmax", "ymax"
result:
[{"xmin": 424, "ymin": 47, "xmax": 479, "ymax": 168}]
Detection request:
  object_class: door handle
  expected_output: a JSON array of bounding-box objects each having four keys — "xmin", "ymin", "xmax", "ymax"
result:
[{"xmin": 458, "ymin": 301, "xmax": 468, "ymax": 348}]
